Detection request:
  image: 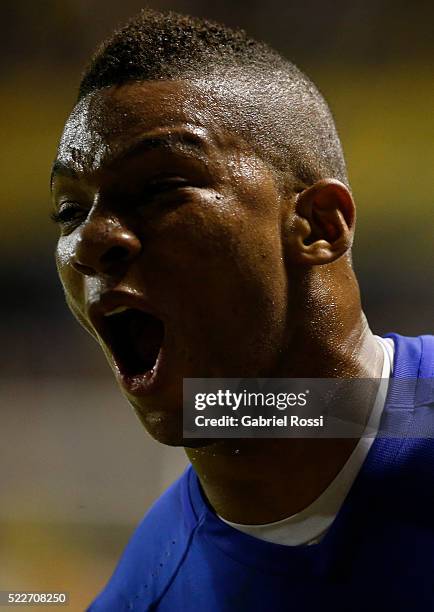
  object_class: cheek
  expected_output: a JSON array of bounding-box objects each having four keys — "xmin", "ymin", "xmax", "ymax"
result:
[
  {"xmin": 146, "ymin": 192, "xmax": 287, "ymax": 326},
  {"xmin": 145, "ymin": 197, "xmax": 243, "ymax": 291},
  {"xmin": 55, "ymin": 231, "xmax": 80, "ymax": 270},
  {"xmin": 55, "ymin": 237, "xmax": 86, "ymax": 316},
  {"xmin": 56, "ymin": 238, "xmax": 74, "ymax": 291},
  {"xmin": 146, "ymin": 189, "xmax": 281, "ymax": 271}
]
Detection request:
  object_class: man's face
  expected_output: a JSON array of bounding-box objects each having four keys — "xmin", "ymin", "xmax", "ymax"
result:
[{"xmin": 52, "ymin": 80, "xmax": 291, "ymax": 445}]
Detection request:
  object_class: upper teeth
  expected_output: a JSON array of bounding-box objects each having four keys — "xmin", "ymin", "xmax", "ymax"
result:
[{"xmin": 104, "ymin": 306, "xmax": 130, "ymax": 316}]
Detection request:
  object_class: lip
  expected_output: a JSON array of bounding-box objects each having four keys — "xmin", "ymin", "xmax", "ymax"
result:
[{"xmin": 87, "ymin": 289, "xmax": 166, "ymax": 396}]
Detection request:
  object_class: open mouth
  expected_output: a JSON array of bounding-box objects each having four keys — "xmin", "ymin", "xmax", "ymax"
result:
[{"xmin": 102, "ymin": 307, "xmax": 165, "ymax": 381}]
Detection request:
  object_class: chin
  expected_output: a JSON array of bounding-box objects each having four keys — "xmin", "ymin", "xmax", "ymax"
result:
[
  {"xmin": 127, "ymin": 397, "xmax": 214, "ymax": 448},
  {"xmin": 127, "ymin": 397, "xmax": 182, "ymax": 446}
]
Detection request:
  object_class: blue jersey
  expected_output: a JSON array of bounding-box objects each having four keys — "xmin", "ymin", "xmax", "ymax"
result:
[{"xmin": 89, "ymin": 334, "xmax": 434, "ymax": 611}]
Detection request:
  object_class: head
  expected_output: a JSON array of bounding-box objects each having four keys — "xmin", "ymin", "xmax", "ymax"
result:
[{"xmin": 52, "ymin": 9, "xmax": 359, "ymax": 446}]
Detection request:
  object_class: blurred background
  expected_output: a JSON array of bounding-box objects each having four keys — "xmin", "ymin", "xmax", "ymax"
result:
[{"xmin": 1, "ymin": 0, "xmax": 433, "ymax": 609}]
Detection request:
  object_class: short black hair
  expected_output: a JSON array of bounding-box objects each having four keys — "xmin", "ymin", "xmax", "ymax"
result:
[{"xmin": 79, "ymin": 9, "xmax": 348, "ymax": 187}]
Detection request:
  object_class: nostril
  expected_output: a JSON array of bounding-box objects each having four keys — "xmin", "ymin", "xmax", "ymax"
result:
[
  {"xmin": 72, "ymin": 229, "xmax": 141, "ymax": 276},
  {"xmin": 101, "ymin": 245, "xmax": 131, "ymax": 265},
  {"xmin": 73, "ymin": 261, "xmax": 95, "ymax": 276}
]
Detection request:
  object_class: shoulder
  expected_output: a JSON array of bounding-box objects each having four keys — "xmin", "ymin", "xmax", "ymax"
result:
[
  {"xmin": 384, "ymin": 333, "xmax": 434, "ymax": 380},
  {"xmin": 379, "ymin": 333, "xmax": 434, "ymax": 473},
  {"xmin": 88, "ymin": 466, "xmax": 198, "ymax": 611},
  {"xmin": 381, "ymin": 334, "xmax": 434, "ymax": 430}
]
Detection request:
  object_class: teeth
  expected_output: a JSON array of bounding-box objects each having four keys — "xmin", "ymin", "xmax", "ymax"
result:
[{"xmin": 104, "ymin": 306, "xmax": 130, "ymax": 317}]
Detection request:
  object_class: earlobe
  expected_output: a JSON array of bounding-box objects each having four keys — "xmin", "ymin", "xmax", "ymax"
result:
[{"xmin": 286, "ymin": 179, "xmax": 356, "ymax": 266}]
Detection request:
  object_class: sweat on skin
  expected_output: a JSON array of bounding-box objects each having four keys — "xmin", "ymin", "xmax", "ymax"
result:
[{"xmin": 52, "ymin": 77, "xmax": 383, "ymax": 524}]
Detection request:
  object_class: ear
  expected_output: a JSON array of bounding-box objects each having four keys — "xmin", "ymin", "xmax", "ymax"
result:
[{"xmin": 286, "ymin": 179, "xmax": 356, "ymax": 266}]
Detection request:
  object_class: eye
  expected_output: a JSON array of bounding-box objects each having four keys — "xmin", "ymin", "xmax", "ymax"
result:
[
  {"xmin": 145, "ymin": 176, "xmax": 189, "ymax": 196},
  {"xmin": 135, "ymin": 177, "xmax": 191, "ymax": 214},
  {"xmin": 50, "ymin": 201, "xmax": 87, "ymax": 226}
]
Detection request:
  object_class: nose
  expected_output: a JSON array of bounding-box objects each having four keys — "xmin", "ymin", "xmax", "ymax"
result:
[{"xmin": 72, "ymin": 217, "xmax": 142, "ymax": 277}]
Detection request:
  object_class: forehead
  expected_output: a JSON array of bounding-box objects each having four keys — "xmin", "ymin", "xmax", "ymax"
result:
[{"xmin": 57, "ymin": 80, "xmax": 230, "ymax": 173}]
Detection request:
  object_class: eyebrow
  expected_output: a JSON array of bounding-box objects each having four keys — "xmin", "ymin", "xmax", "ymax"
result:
[
  {"xmin": 50, "ymin": 128, "xmax": 211, "ymax": 189},
  {"xmin": 118, "ymin": 129, "xmax": 209, "ymax": 163},
  {"xmin": 50, "ymin": 160, "xmax": 78, "ymax": 188}
]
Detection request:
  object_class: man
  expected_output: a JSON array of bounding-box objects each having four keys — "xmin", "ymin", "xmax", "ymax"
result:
[{"xmin": 51, "ymin": 9, "xmax": 433, "ymax": 611}]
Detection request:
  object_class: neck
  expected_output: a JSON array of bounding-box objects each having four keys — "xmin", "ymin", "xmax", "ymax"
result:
[{"xmin": 185, "ymin": 263, "xmax": 384, "ymax": 523}]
